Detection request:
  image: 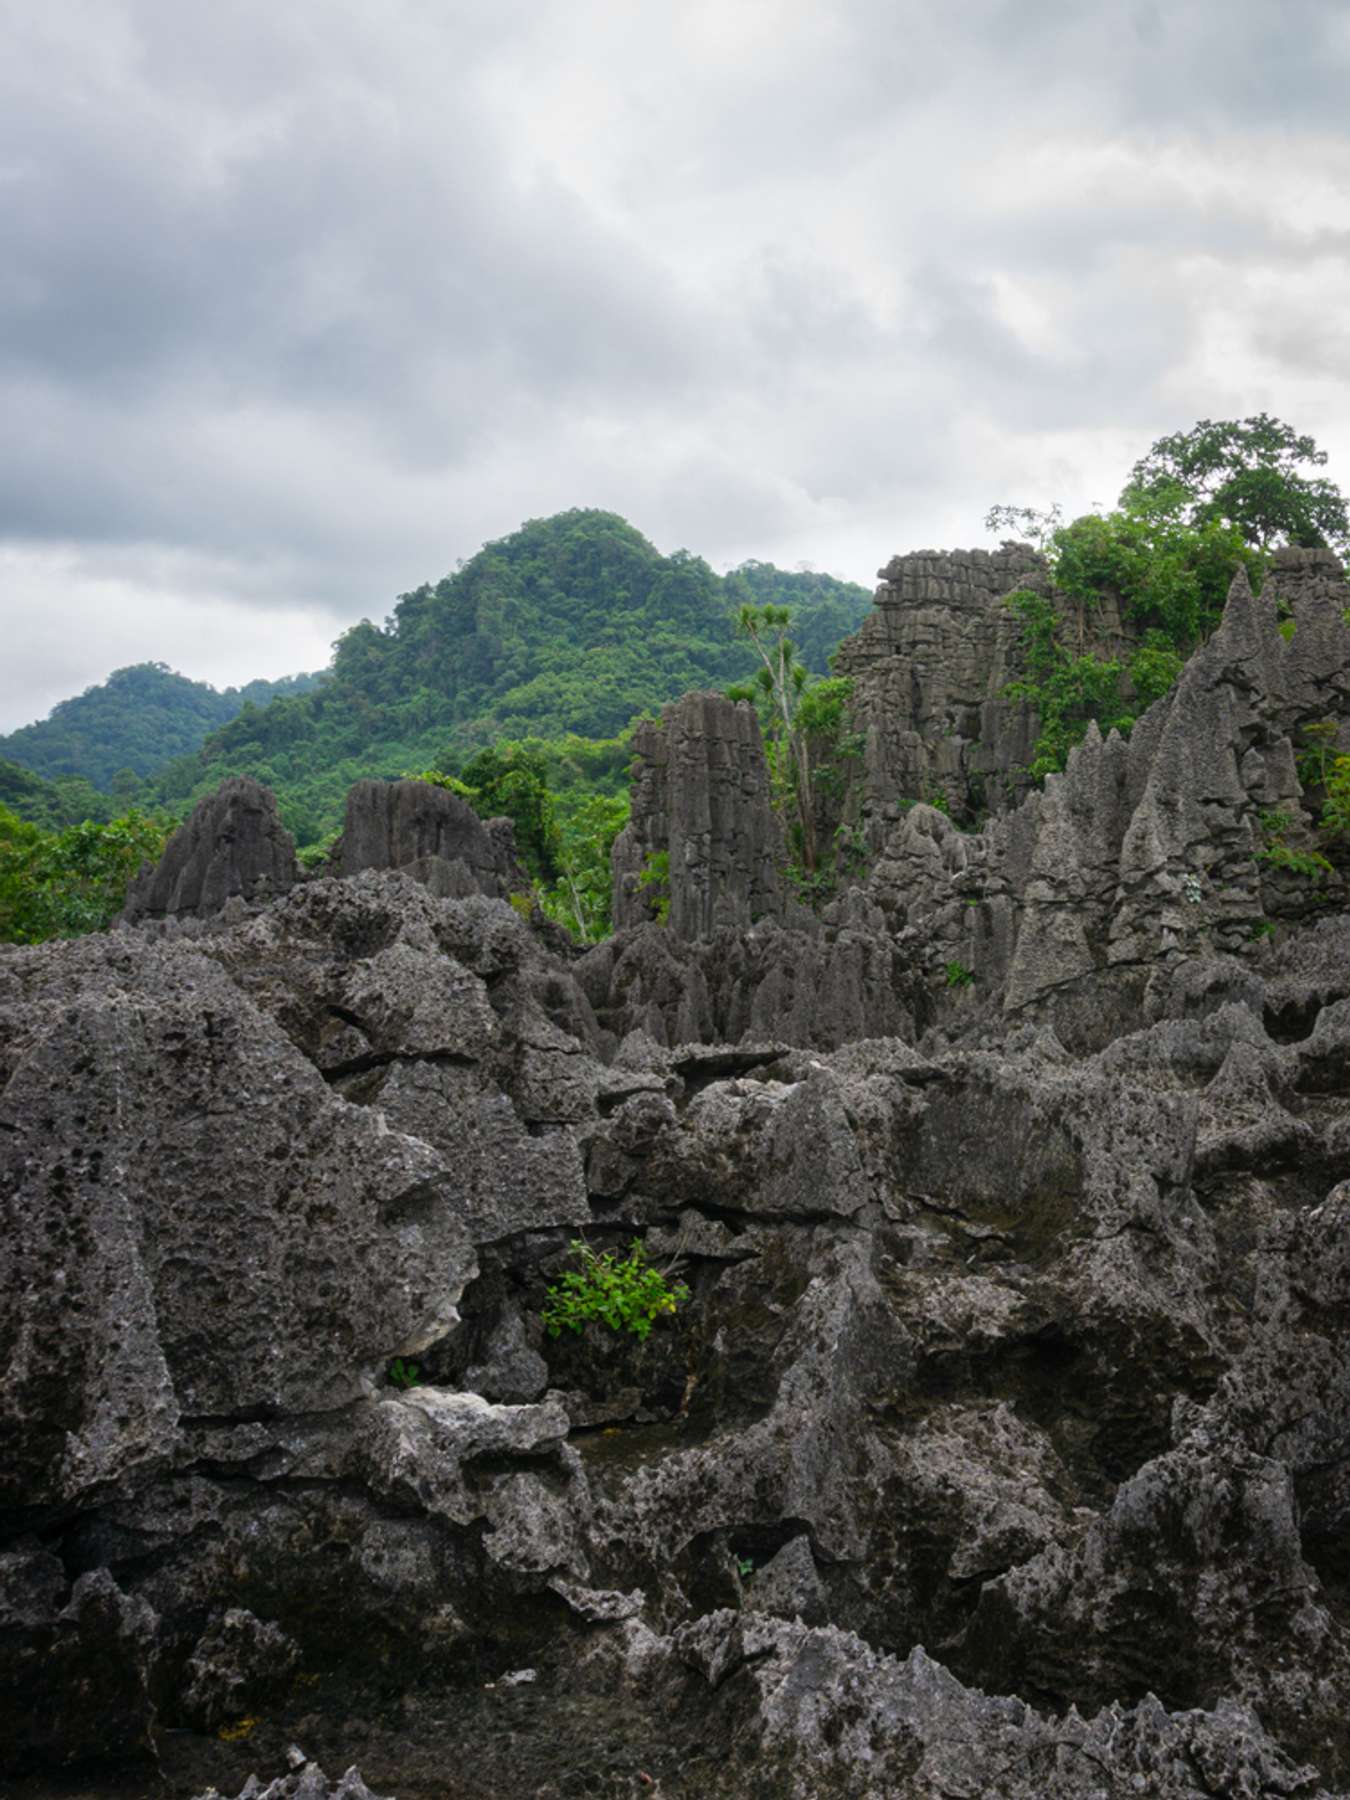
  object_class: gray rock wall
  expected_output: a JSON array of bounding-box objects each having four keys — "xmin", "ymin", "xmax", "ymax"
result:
[
  {"xmin": 6, "ymin": 864, "xmax": 1350, "ymax": 1793},
  {"xmin": 865, "ymin": 551, "xmax": 1350, "ymax": 1032},
  {"xmin": 335, "ymin": 777, "xmax": 530, "ymax": 899},
  {"xmin": 830, "ymin": 542, "xmax": 1127, "ymax": 832},
  {"xmin": 123, "ymin": 775, "xmax": 299, "ymax": 921},
  {"xmin": 611, "ymin": 691, "xmax": 789, "ymax": 939}
]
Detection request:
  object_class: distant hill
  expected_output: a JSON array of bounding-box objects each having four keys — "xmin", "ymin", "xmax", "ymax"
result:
[
  {"xmin": 0, "ymin": 662, "xmax": 324, "ymax": 791},
  {"xmin": 149, "ymin": 509, "xmax": 875, "ymax": 847},
  {"xmin": 0, "ymin": 757, "xmax": 119, "ymax": 830}
]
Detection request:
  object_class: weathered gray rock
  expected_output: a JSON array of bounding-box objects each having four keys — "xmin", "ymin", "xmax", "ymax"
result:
[
  {"xmin": 612, "ymin": 692, "xmax": 790, "ymax": 938},
  {"xmin": 6, "ymin": 671, "xmax": 1350, "ymax": 1794},
  {"xmin": 181, "ymin": 1609, "xmax": 301, "ymax": 1730},
  {"xmin": 0, "ymin": 1556, "xmax": 160, "ymax": 1769},
  {"xmin": 830, "ymin": 542, "xmax": 1090, "ymax": 831},
  {"xmin": 0, "ymin": 930, "xmax": 473, "ymax": 1513},
  {"xmin": 580, "ymin": 917, "xmax": 923, "ymax": 1050},
  {"xmin": 865, "ymin": 555, "xmax": 1350, "ymax": 1035},
  {"xmin": 194, "ymin": 1764, "xmax": 391, "ymax": 1800},
  {"xmin": 335, "ymin": 777, "xmax": 529, "ymax": 899},
  {"xmin": 656, "ymin": 1611, "xmax": 1327, "ymax": 1797},
  {"xmin": 123, "ymin": 776, "xmax": 299, "ymax": 921}
]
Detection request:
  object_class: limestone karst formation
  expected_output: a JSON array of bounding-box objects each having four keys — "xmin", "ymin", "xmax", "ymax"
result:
[{"xmin": 3, "ymin": 548, "xmax": 1350, "ymax": 1797}]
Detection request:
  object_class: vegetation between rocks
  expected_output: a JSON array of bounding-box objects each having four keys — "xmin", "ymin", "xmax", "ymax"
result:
[{"xmin": 542, "ymin": 1239, "xmax": 690, "ymax": 1342}]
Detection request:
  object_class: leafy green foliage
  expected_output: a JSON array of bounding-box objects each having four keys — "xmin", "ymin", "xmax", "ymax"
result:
[
  {"xmin": 983, "ymin": 503, "xmax": 1064, "ymax": 551},
  {"xmin": 0, "ymin": 756, "xmax": 118, "ymax": 830},
  {"xmin": 637, "ymin": 848, "xmax": 671, "ymax": 925},
  {"xmin": 542, "ymin": 1239, "xmax": 690, "ymax": 1342},
  {"xmin": 724, "ymin": 561, "xmax": 878, "ymax": 674},
  {"xmin": 0, "ymin": 806, "xmax": 169, "ymax": 944},
  {"xmin": 1123, "ymin": 414, "xmax": 1349, "ymax": 558},
  {"xmin": 1001, "ymin": 590, "xmax": 1133, "ymax": 780},
  {"xmin": 541, "ymin": 791, "xmax": 631, "ymax": 942},
  {"xmin": 387, "ymin": 1358, "xmax": 421, "ymax": 1390},
  {"xmin": 0, "ymin": 662, "xmax": 321, "ymax": 790},
  {"xmin": 409, "ymin": 732, "xmax": 633, "ymax": 942},
  {"xmin": 1128, "ymin": 636, "xmax": 1185, "ymax": 712},
  {"xmin": 1320, "ymin": 756, "xmax": 1350, "ymax": 841},
  {"xmin": 147, "ymin": 512, "xmax": 872, "ymax": 849},
  {"xmin": 990, "ymin": 415, "xmax": 1349, "ymax": 785},
  {"xmin": 1258, "ymin": 841, "xmax": 1333, "ymax": 879},
  {"xmin": 1052, "ymin": 504, "xmax": 1255, "ymax": 648},
  {"xmin": 794, "ymin": 676, "xmax": 855, "ymax": 739},
  {"xmin": 1256, "ymin": 806, "xmax": 1333, "ymax": 879},
  {"xmin": 455, "ymin": 743, "xmax": 562, "ymax": 880},
  {"xmin": 944, "ymin": 959, "xmax": 974, "ymax": 988}
]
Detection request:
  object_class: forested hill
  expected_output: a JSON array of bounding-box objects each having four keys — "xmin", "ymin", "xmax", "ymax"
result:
[
  {"xmin": 0, "ymin": 662, "xmax": 323, "ymax": 791},
  {"xmin": 148, "ymin": 509, "xmax": 875, "ymax": 847}
]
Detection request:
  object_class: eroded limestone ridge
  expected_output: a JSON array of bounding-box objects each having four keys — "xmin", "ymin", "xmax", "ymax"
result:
[
  {"xmin": 611, "ymin": 690, "xmax": 790, "ymax": 937},
  {"xmin": 333, "ymin": 777, "xmax": 531, "ymax": 900},
  {"xmin": 831, "ymin": 540, "xmax": 1114, "ymax": 830},
  {"xmin": 124, "ymin": 774, "xmax": 301, "ymax": 921},
  {"xmin": 4, "ymin": 856, "xmax": 1350, "ymax": 1795},
  {"xmin": 4, "ymin": 548, "xmax": 1350, "ymax": 1798},
  {"xmin": 865, "ymin": 550, "xmax": 1350, "ymax": 1037}
]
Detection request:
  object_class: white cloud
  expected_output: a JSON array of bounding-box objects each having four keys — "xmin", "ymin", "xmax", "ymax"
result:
[{"xmin": 1, "ymin": 0, "xmax": 1349, "ymax": 730}]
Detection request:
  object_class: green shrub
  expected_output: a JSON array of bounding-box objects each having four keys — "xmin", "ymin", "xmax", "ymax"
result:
[
  {"xmin": 1321, "ymin": 754, "xmax": 1350, "ymax": 839},
  {"xmin": 944, "ymin": 959, "xmax": 975, "ymax": 989},
  {"xmin": 542, "ymin": 1238, "xmax": 690, "ymax": 1342},
  {"xmin": 637, "ymin": 848, "xmax": 671, "ymax": 924},
  {"xmin": 1259, "ymin": 841, "xmax": 1333, "ymax": 878}
]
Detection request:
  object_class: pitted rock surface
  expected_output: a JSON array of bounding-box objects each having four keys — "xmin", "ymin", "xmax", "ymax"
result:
[
  {"xmin": 5, "ymin": 545, "xmax": 1350, "ymax": 1795},
  {"xmin": 830, "ymin": 542, "xmax": 1112, "ymax": 830},
  {"xmin": 611, "ymin": 691, "xmax": 790, "ymax": 938},
  {"xmin": 863, "ymin": 554, "xmax": 1350, "ymax": 1038},
  {"xmin": 123, "ymin": 774, "xmax": 300, "ymax": 921},
  {"xmin": 335, "ymin": 777, "xmax": 530, "ymax": 899}
]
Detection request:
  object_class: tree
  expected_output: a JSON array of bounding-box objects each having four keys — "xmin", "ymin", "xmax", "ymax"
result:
[
  {"xmin": 0, "ymin": 807, "xmax": 168, "ymax": 944},
  {"xmin": 453, "ymin": 743, "xmax": 561, "ymax": 881},
  {"xmin": 1122, "ymin": 413, "xmax": 1349, "ymax": 558},
  {"xmin": 730, "ymin": 605, "xmax": 817, "ymax": 870}
]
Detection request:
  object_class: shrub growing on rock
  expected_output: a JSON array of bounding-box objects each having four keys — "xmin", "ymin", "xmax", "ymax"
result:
[{"xmin": 542, "ymin": 1239, "xmax": 689, "ymax": 1341}]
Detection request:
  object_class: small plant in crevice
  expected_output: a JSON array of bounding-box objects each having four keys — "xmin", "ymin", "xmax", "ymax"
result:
[
  {"xmin": 637, "ymin": 848, "xmax": 671, "ymax": 924},
  {"xmin": 1256, "ymin": 806, "xmax": 1333, "ymax": 881},
  {"xmin": 542, "ymin": 1238, "xmax": 690, "ymax": 1342},
  {"xmin": 387, "ymin": 1357, "xmax": 421, "ymax": 1390},
  {"xmin": 736, "ymin": 1556, "xmax": 755, "ymax": 1581},
  {"xmin": 944, "ymin": 959, "xmax": 975, "ymax": 989}
]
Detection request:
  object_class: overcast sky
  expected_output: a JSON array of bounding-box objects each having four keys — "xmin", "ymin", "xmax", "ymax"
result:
[{"xmin": 3, "ymin": 0, "xmax": 1349, "ymax": 730}]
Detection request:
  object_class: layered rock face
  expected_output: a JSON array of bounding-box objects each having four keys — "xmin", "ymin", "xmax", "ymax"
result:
[
  {"xmin": 334, "ymin": 777, "xmax": 530, "ymax": 899},
  {"xmin": 611, "ymin": 692, "xmax": 789, "ymax": 936},
  {"xmin": 831, "ymin": 542, "xmax": 1127, "ymax": 831},
  {"xmin": 5, "ymin": 548, "xmax": 1350, "ymax": 1798},
  {"xmin": 864, "ymin": 551, "xmax": 1350, "ymax": 1040},
  {"xmin": 123, "ymin": 774, "xmax": 300, "ymax": 921}
]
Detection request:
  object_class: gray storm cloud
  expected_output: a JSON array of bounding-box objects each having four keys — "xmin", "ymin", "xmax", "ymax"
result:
[{"xmin": 1, "ymin": 0, "xmax": 1348, "ymax": 727}]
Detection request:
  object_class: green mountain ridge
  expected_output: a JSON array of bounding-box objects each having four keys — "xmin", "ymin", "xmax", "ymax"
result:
[
  {"xmin": 0, "ymin": 662, "xmax": 324, "ymax": 791},
  {"xmin": 147, "ymin": 508, "xmax": 876, "ymax": 847}
]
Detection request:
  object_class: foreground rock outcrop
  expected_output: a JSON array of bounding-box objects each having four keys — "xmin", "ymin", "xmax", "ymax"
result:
[
  {"xmin": 4, "ymin": 547, "xmax": 1350, "ymax": 1798},
  {"xmin": 5, "ymin": 862, "xmax": 1350, "ymax": 1795}
]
